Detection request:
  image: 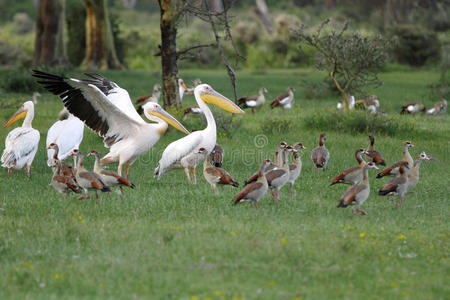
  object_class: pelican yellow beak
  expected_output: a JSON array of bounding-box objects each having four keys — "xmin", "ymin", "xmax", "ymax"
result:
[
  {"xmin": 201, "ymin": 89, "xmax": 245, "ymax": 114},
  {"xmin": 3, "ymin": 107, "xmax": 27, "ymax": 128},
  {"xmin": 181, "ymin": 81, "xmax": 189, "ymax": 90},
  {"xmin": 150, "ymin": 107, "xmax": 190, "ymax": 135}
]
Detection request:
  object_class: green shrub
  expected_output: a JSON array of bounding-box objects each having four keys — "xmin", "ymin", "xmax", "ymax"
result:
[
  {"xmin": 303, "ymin": 109, "xmax": 416, "ymax": 136},
  {"xmin": 0, "ymin": 68, "xmax": 44, "ymax": 93},
  {"xmin": 260, "ymin": 117, "xmax": 297, "ymax": 135},
  {"xmin": 390, "ymin": 24, "xmax": 441, "ymax": 66}
]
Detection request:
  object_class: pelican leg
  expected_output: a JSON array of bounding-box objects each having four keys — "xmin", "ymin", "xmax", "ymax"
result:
[
  {"xmin": 184, "ymin": 168, "xmax": 191, "ymax": 183},
  {"xmin": 73, "ymin": 155, "xmax": 77, "ymax": 173},
  {"xmin": 124, "ymin": 163, "xmax": 130, "ymax": 180},
  {"xmin": 191, "ymin": 167, "xmax": 197, "ymax": 184},
  {"xmin": 26, "ymin": 165, "xmax": 31, "ymax": 178},
  {"xmin": 8, "ymin": 168, "xmax": 11, "ymax": 178},
  {"xmin": 289, "ymin": 184, "xmax": 293, "ymax": 201},
  {"xmin": 117, "ymin": 163, "xmax": 123, "ymax": 177}
]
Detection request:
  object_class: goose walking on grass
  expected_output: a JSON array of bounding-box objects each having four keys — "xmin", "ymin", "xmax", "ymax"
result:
[
  {"xmin": 266, "ymin": 146, "xmax": 293, "ymax": 203},
  {"xmin": 426, "ymin": 99, "xmax": 447, "ymax": 115},
  {"xmin": 1, "ymin": 101, "xmax": 40, "ymax": 178},
  {"xmin": 311, "ymin": 133, "xmax": 329, "ymax": 173},
  {"xmin": 238, "ymin": 87, "xmax": 268, "ymax": 114},
  {"xmin": 49, "ymin": 156, "xmax": 81, "ymax": 198},
  {"xmin": 287, "ymin": 142, "xmax": 306, "ymax": 200},
  {"xmin": 337, "ymin": 162, "xmax": 379, "ymax": 216},
  {"xmin": 376, "ymin": 141, "xmax": 414, "ymax": 178},
  {"xmin": 154, "ymin": 84, "xmax": 245, "ymax": 181},
  {"xmin": 406, "ymin": 152, "xmax": 433, "ymax": 192},
  {"xmin": 400, "ymin": 102, "xmax": 426, "ymax": 114},
  {"xmin": 47, "ymin": 143, "xmax": 76, "ymax": 178},
  {"xmin": 203, "ymin": 153, "xmax": 239, "ymax": 193},
  {"xmin": 271, "ymin": 87, "xmax": 295, "ymax": 111},
  {"xmin": 209, "ymin": 144, "xmax": 224, "ymax": 167},
  {"xmin": 33, "ymin": 70, "xmax": 189, "ymax": 180},
  {"xmin": 136, "ymin": 83, "xmax": 161, "ymax": 113},
  {"xmin": 378, "ymin": 161, "xmax": 409, "ymax": 206},
  {"xmin": 365, "ymin": 135, "xmax": 386, "ymax": 166},
  {"xmin": 330, "ymin": 148, "xmax": 369, "ymax": 186},
  {"xmin": 87, "ymin": 150, "xmax": 135, "ymax": 196},
  {"xmin": 233, "ymin": 160, "xmax": 272, "ymax": 208},
  {"xmin": 71, "ymin": 150, "xmax": 110, "ymax": 202},
  {"xmin": 244, "ymin": 141, "xmax": 287, "ymax": 186}
]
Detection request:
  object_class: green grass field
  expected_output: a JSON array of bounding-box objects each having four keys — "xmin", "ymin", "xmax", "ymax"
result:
[{"xmin": 0, "ymin": 68, "xmax": 448, "ymax": 299}]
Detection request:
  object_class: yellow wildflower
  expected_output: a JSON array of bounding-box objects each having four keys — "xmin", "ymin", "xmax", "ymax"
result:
[
  {"xmin": 213, "ymin": 291, "xmax": 223, "ymax": 296},
  {"xmin": 402, "ymin": 291, "xmax": 410, "ymax": 297},
  {"xmin": 268, "ymin": 280, "xmax": 276, "ymax": 286},
  {"xmin": 397, "ymin": 234, "xmax": 406, "ymax": 240},
  {"xmin": 281, "ymin": 238, "xmax": 287, "ymax": 245},
  {"xmin": 391, "ymin": 282, "xmax": 399, "ymax": 287},
  {"xmin": 360, "ymin": 232, "xmax": 366, "ymax": 238}
]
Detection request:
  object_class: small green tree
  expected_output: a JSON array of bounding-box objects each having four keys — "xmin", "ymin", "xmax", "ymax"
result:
[{"xmin": 295, "ymin": 20, "xmax": 390, "ymax": 111}]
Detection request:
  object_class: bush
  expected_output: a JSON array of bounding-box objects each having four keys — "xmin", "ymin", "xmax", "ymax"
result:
[
  {"xmin": 303, "ymin": 109, "xmax": 416, "ymax": 137},
  {"xmin": 260, "ymin": 117, "xmax": 297, "ymax": 135},
  {"xmin": 390, "ymin": 24, "xmax": 441, "ymax": 66}
]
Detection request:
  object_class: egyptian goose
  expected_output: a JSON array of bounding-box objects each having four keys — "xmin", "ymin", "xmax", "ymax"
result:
[
  {"xmin": 376, "ymin": 141, "xmax": 414, "ymax": 178},
  {"xmin": 179, "ymin": 147, "xmax": 208, "ymax": 184},
  {"xmin": 330, "ymin": 148, "xmax": 369, "ymax": 186},
  {"xmin": 407, "ymin": 152, "xmax": 433, "ymax": 191},
  {"xmin": 209, "ymin": 144, "xmax": 224, "ymax": 167},
  {"xmin": 183, "ymin": 105, "xmax": 203, "ymax": 121},
  {"xmin": 71, "ymin": 150, "xmax": 110, "ymax": 201},
  {"xmin": 366, "ymin": 135, "xmax": 386, "ymax": 166},
  {"xmin": 426, "ymin": 99, "xmax": 447, "ymax": 115},
  {"xmin": 337, "ymin": 162, "xmax": 379, "ymax": 216},
  {"xmin": 266, "ymin": 146, "xmax": 293, "ymax": 203},
  {"xmin": 378, "ymin": 161, "xmax": 409, "ymax": 206},
  {"xmin": 136, "ymin": 84, "xmax": 161, "ymax": 114},
  {"xmin": 87, "ymin": 150, "xmax": 135, "ymax": 195},
  {"xmin": 238, "ymin": 88, "xmax": 268, "ymax": 114},
  {"xmin": 271, "ymin": 87, "xmax": 294, "ymax": 111},
  {"xmin": 47, "ymin": 143, "xmax": 76, "ymax": 178},
  {"xmin": 203, "ymin": 153, "xmax": 239, "ymax": 193},
  {"xmin": 400, "ymin": 102, "xmax": 426, "ymax": 114},
  {"xmin": 337, "ymin": 94, "xmax": 355, "ymax": 110},
  {"xmin": 50, "ymin": 159, "xmax": 81, "ymax": 198},
  {"xmin": 233, "ymin": 159, "xmax": 272, "ymax": 208},
  {"xmin": 311, "ymin": 133, "xmax": 330, "ymax": 172},
  {"xmin": 355, "ymin": 95, "xmax": 379, "ymax": 113},
  {"xmin": 287, "ymin": 142, "xmax": 306, "ymax": 200},
  {"xmin": 244, "ymin": 141, "xmax": 287, "ymax": 186},
  {"xmin": 1, "ymin": 101, "xmax": 40, "ymax": 178}
]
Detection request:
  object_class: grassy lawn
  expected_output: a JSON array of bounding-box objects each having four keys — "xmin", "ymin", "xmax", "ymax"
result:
[{"xmin": 0, "ymin": 68, "xmax": 448, "ymax": 299}]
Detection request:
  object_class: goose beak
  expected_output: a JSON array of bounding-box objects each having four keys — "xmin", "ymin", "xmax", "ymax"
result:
[
  {"xmin": 150, "ymin": 107, "xmax": 190, "ymax": 135},
  {"xmin": 3, "ymin": 107, "xmax": 27, "ymax": 128},
  {"xmin": 201, "ymin": 89, "xmax": 245, "ymax": 114}
]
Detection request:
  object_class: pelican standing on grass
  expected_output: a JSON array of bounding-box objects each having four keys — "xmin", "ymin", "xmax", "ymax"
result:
[
  {"xmin": 46, "ymin": 109, "xmax": 84, "ymax": 168},
  {"xmin": 1, "ymin": 101, "xmax": 40, "ymax": 177},
  {"xmin": 155, "ymin": 84, "xmax": 245, "ymax": 181},
  {"xmin": 32, "ymin": 70, "xmax": 189, "ymax": 179}
]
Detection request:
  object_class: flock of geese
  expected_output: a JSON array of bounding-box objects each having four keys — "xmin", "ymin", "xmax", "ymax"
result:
[{"xmin": 0, "ymin": 71, "xmax": 436, "ymax": 214}]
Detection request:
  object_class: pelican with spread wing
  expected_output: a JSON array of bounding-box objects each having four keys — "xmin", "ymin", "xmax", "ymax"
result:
[
  {"xmin": 33, "ymin": 70, "xmax": 189, "ymax": 179},
  {"xmin": 155, "ymin": 84, "xmax": 245, "ymax": 181}
]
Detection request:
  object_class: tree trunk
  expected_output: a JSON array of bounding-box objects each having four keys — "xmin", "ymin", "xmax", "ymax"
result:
[
  {"xmin": 81, "ymin": 0, "xmax": 122, "ymax": 69},
  {"xmin": 158, "ymin": 0, "xmax": 184, "ymax": 108},
  {"xmin": 33, "ymin": 0, "xmax": 69, "ymax": 66},
  {"xmin": 254, "ymin": 0, "xmax": 272, "ymax": 36}
]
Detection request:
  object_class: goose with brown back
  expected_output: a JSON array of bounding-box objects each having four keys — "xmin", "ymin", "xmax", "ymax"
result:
[
  {"xmin": 311, "ymin": 133, "xmax": 330, "ymax": 173},
  {"xmin": 203, "ymin": 153, "xmax": 239, "ymax": 193},
  {"xmin": 337, "ymin": 162, "xmax": 379, "ymax": 216},
  {"xmin": 377, "ymin": 141, "xmax": 414, "ymax": 178},
  {"xmin": 330, "ymin": 148, "xmax": 368, "ymax": 186},
  {"xmin": 266, "ymin": 146, "xmax": 293, "ymax": 203},
  {"xmin": 238, "ymin": 88, "xmax": 267, "ymax": 114},
  {"xmin": 271, "ymin": 87, "xmax": 294, "ymax": 111},
  {"xmin": 378, "ymin": 161, "xmax": 409, "ymax": 206},
  {"xmin": 365, "ymin": 135, "xmax": 386, "ymax": 166},
  {"xmin": 287, "ymin": 142, "xmax": 306, "ymax": 200}
]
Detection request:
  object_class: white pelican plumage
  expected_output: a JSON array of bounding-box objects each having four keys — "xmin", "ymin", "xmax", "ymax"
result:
[
  {"xmin": 46, "ymin": 108, "xmax": 84, "ymax": 167},
  {"xmin": 32, "ymin": 70, "xmax": 189, "ymax": 179},
  {"xmin": 155, "ymin": 84, "xmax": 245, "ymax": 180},
  {"xmin": 1, "ymin": 101, "xmax": 40, "ymax": 177}
]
